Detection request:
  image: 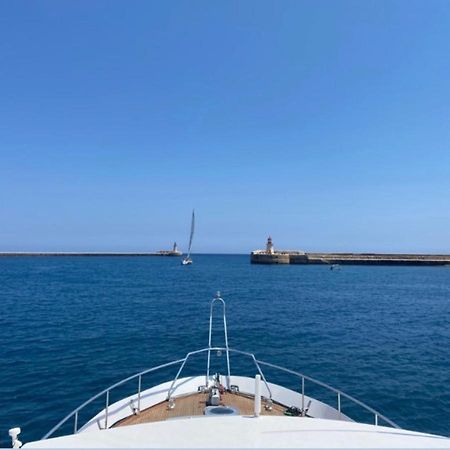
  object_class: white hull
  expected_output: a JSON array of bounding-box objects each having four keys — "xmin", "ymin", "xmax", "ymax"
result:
[{"xmin": 25, "ymin": 416, "xmax": 450, "ymax": 448}]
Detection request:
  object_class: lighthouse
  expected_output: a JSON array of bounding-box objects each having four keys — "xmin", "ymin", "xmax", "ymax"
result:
[{"xmin": 266, "ymin": 236, "xmax": 274, "ymax": 254}]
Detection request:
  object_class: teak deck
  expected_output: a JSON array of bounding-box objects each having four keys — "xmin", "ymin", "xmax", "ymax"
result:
[{"xmin": 113, "ymin": 392, "xmax": 285, "ymax": 427}]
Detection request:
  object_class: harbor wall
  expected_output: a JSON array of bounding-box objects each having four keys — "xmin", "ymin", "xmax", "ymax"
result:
[
  {"xmin": 249, "ymin": 253, "xmax": 290, "ymax": 264},
  {"xmin": 251, "ymin": 252, "xmax": 450, "ymax": 266}
]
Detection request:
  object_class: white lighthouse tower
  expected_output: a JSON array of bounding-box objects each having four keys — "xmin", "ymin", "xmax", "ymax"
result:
[{"xmin": 266, "ymin": 236, "xmax": 274, "ymax": 254}]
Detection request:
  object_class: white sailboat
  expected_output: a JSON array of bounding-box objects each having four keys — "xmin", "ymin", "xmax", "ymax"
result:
[{"xmin": 182, "ymin": 210, "xmax": 195, "ymax": 265}]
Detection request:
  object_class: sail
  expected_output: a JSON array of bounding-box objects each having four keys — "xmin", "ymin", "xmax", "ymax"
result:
[{"xmin": 186, "ymin": 210, "xmax": 195, "ymax": 258}]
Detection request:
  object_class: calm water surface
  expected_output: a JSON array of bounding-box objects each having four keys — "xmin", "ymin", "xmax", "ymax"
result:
[{"xmin": 1, "ymin": 255, "xmax": 449, "ymax": 445}]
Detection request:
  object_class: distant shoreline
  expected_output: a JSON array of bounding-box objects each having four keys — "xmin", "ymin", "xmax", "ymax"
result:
[
  {"xmin": 0, "ymin": 252, "xmax": 246, "ymax": 256},
  {"xmin": 0, "ymin": 252, "xmax": 175, "ymax": 257}
]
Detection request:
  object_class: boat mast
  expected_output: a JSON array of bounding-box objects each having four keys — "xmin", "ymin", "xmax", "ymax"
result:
[{"xmin": 186, "ymin": 210, "xmax": 195, "ymax": 259}]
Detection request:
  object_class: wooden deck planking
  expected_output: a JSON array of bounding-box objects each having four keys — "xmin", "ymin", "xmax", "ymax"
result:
[{"xmin": 113, "ymin": 392, "xmax": 286, "ymax": 427}]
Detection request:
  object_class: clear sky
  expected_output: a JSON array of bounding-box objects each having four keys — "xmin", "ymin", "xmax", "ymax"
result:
[{"xmin": 1, "ymin": 0, "xmax": 450, "ymax": 253}]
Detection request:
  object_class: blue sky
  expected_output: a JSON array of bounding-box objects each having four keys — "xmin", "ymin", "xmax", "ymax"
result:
[{"xmin": 1, "ymin": 0, "xmax": 450, "ymax": 253}]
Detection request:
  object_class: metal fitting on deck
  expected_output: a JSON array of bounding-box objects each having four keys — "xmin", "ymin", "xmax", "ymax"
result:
[{"xmin": 9, "ymin": 428, "xmax": 22, "ymax": 449}]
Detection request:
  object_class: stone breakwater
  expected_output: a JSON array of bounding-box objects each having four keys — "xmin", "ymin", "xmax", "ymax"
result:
[{"xmin": 250, "ymin": 251, "xmax": 450, "ymax": 266}]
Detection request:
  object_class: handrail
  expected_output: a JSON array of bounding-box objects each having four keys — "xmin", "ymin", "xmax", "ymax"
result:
[
  {"xmin": 224, "ymin": 348, "xmax": 273, "ymax": 399},
  {"xmin": 42, "ymin": 346, "xmax": 399, "ymax": 440},
  {"xmin": 41, "ymin": 357, "xmax": 186, "ymax": 440},
  {"xmin": 256, "ymin": 360, "xmax": 400, "ymax": 428},
  {"xmin": 166, "ymin": 347, "xmax": 213, "ymax": 399},
  {"xmin": 206, "ymin": 293, "xmax": 231, "ymax": 389},
  {"xmin": 166, "ymin": 347, "xmax": 272, "ymax": 401}
]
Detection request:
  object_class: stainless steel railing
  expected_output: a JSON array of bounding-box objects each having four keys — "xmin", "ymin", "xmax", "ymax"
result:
[
  {"xmin": 206, "ymin": 294, "xmax": 231, "ymax": 389},
  {"xmin": 42, "ymin": 346, "xmax": 399, "ymax": 440},
  {"xmin": 256, "ymin": 359, "xmax": 399, "ymax": 428},
  {"xmin": 41, "ymin": 357, "xmax": 185, "ymax": 439}
]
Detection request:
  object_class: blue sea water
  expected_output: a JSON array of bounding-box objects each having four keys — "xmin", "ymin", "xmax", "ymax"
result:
[{"xmin": 0, "ymin": 255, "xmax": 449, "ymax": 446}]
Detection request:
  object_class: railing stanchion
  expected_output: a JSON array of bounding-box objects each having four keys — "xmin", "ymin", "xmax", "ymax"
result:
[
  {"xmin": 137, "ymin": 375, "xmax": 142, "ymax": 413},
  {"xmin": 167, "ymin": 356, "xmax": 190, "ymax": 400},
  {"xmin": 41, "ymin": 356, "xmax": 186, "ymax": 440},
  {"xmin": 337, "ymin": 392, "xmax": 341, "ymax": 419},
  {"xmin": 257, "ymin": 359, "xmax": 400, "ymax": 429},
  {"xmin": 105, "ymin": 390, "xmax": 109, "ymax": 429},
  {"xmin": 253, "ymin": 358, "xmax": 272, "ymax": 400},
  {"xmin": 74, "ymin": 411, "xmax": 78, "ymax": 434},
  {"xmin": 301, "ymin": 376, "xmax": 305, "ymax": 416},
  {"xmin": 375, "ymin": 414, "xmax": 378, "ymax": 426}
]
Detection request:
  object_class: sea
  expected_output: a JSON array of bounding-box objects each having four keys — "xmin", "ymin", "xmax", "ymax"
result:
[{"xmin": 1, "ymin": 254, "xmax": 449, "ymax": 445}]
